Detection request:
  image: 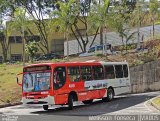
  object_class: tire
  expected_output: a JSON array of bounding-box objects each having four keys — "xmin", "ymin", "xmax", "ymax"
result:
[
  {"xmin": 68, "ymin": 95, "xmax": 74, "ymax": 110},
  {"xmin": 82, "ymin": 99, "xmax": 93, "ymax": 104},
  {"xmin": 43, "ymin": 105, "xmax": 48, "ymax": 111},
  {"xmin": 106, "ymin": 88, "xmax": 114, "ymax": 102},
  {"xmin": 102, "ymin": 97, "xmax": 108, "ymax": 102}
]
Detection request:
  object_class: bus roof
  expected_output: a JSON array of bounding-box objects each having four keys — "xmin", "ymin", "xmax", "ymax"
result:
[{"xmin": 24, "ymin": 61, "xmax": 128, "ymax": 68}]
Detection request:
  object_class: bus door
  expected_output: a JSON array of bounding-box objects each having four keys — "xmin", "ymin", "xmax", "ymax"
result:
[
  {"xmin": 114, "ymin": 65, "xmax": 129, "ymax": 94},
  {"xmin": 122, "ymin": 64, "xmax": 130, "ymax": 92},
  {"xmin": 53, "ymin": 66, "xmax": 67, "ymax": 102}
]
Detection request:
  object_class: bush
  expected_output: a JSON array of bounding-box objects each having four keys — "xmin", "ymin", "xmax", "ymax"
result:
[
  {"xmin": 130, "ymin": 60, "xmax": 144, "ymax": 67},
  {"xmin": 52, "ymin": 58, "xmax": 64, "ymax": 62},
  {"xmin": 96, "ymin": 53, "xmax": 104, "ymax": 57},
  {"xmin": 138, "ymin": 51, "xmax": 157, "ymax": 63}
]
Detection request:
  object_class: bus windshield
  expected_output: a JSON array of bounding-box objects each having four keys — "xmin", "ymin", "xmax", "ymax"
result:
[{"xmin": 23, "ymin": 72, "xmax": 51, "ymax": 92}]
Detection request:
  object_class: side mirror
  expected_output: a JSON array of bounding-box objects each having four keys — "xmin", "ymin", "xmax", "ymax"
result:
[{"xmin": 16, "ymin": 73, "xmax": 22, "ymax": 86}]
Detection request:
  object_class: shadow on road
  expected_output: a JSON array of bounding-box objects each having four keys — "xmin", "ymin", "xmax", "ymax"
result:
[{"xmin": 31, "ymin": 94, "xmax": 155, "ymax": 116}]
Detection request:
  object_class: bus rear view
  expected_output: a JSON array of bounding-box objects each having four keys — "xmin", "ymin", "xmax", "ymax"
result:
[{"xmin": 18, "ymin": 64, "xmax": 54, "ymax": 110}]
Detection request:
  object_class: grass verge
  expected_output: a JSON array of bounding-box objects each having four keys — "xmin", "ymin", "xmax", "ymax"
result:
[
  {"xmin": 151, "ymin": 97, "xmax": 160, "ymax": 111},
  {"xmin": 0, "ymin": 63, "xmax": 22, "ymax": 106}
]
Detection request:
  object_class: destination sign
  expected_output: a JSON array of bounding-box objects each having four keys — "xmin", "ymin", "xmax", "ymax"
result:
[{"xmin": 23, "ymin": 66, "xmax": 51, "ymax": 72}]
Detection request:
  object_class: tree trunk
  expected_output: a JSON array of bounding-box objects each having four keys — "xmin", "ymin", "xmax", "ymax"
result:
[
  {"xmin": 2, "ymin": 51, "xmax": 7, "ymax": 62},
  {"xmin": 83, "ymin": 42, "xmax": 87, "ymax": 53},
  {"xmin": 65, "ymin": 27, "xmax": 69, "ymax": 61},
  {"xmin": 0, "ymin": 36, "xmax": 8, "ymax": 62},
  {"xmin": 90, "ymin": 27, "xmax": 99, "ymax": 47},
  {"xmin": 121, "ymin": 36, "xmax": 124, "ymax": 54},
  {"xmin": 153, "ymin": 19, "xmax": 155, "ymax": 38},
  {"xmin": 22, "ymin": 26, "xmax": 26, "ymax": 66},
  {"xmin": 125, "ymin": 40, "xmax": 128, "ymax": 54},
  {"xmin": 100, "ymin": 27, "xmax": 103, "ymax": 45}
]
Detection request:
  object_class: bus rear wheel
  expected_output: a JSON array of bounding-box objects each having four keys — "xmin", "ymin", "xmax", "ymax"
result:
[
  {"xmin": 106, "ymin": 88, "xmax": 114, "ymax": 102},
  {"xmin": 82, "ymin": 99, "xmax": 93, "ymax": 104},
  {"xmin": 68, "ymin": 95, "xmax": 74, "ymax": 110},
  {"xmin": 43, "ymin": 105, "xmax": 48, "ymax": 111}
]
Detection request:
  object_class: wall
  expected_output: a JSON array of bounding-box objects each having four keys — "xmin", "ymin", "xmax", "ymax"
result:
[{"xmin": 130, "ymin": 60, "xmax": 160, "ymax": 93}]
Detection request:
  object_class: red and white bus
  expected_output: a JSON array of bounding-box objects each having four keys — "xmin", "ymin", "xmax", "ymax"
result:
[{"xmin": 17, "ymin": 61, "xmax": 131, "ymax": 110}]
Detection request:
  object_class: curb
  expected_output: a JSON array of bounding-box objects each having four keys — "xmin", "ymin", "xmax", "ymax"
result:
[
  {"xmin": 0, "ymin": 102, "xmax": 22, "ymax": 109},
  {"xmin": 150, "ymin": 96, "xmax": 160, "ymax": 111}
]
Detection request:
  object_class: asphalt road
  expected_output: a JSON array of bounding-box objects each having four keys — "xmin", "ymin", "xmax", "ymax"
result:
[{"xmin": 0, "ymin": 91, "xmax": 160, "ymax": 121}]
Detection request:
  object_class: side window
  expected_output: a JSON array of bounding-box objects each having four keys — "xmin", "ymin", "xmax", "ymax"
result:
[
  {"xmin": 93, "ymin": 66, "xmax": 104, "ymax": 80},
  {"xmin": 80, "ymin": 66, "xmax": 92, "ymax": 81},
  {"xmin": 68, "ymin": 66, "xmax": 81, "ymax": 82},
  {"xmin": 123, "ymin": 65, "xmax": 128, "ymax": 78},
  {"xmin": 105, "ymin": 65, "xmax": 115, "ymax": 79},
  {"xmin": 53, "ymin": 67, "xmax": 66, "ymax": 90},
  {"xmin": 115, "ymin": 65, "xmax": 123, "ymax": 78}
]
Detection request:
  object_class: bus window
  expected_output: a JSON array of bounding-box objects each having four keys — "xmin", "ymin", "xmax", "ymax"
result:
[
  {"xmin": 115, "ymin": 65, "xmax": 123, "ymax": 78},
  {"xmin": 93, "ymin": 66, "xmax": 104, "ymax": 80},
  {"xmin": 105, "ymin": 65, "xmax": 115, "ymax": 79},
  {"xmin": 68, "ymin": 66, "xmax": 81, "ymax": 82},
  {"xmin": 53, "ymin": 67, "xmax": 66, "ymax": 90},
  {"xmin": 80, "ymin": 66, "xmax": 92, "ymax": 81},
  {"xmin": 123, "ymin": 65, "xmax": 128, "ymax": 78}
]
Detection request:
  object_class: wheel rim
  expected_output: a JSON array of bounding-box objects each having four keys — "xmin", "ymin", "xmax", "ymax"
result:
[{"xmin": 108, "ymin": 91, "xmax": 113, "ymax": 100}]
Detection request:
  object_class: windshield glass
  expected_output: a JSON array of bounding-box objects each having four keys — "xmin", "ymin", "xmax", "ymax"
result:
[{"xmin": 23, "ymin": 72, "xmax": 51, "ymax": 92}]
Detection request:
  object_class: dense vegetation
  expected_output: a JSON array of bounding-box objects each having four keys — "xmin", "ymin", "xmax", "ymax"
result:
[{"xmin": 0, "ymin": 0, "xmax": 160, "ymax": 62}]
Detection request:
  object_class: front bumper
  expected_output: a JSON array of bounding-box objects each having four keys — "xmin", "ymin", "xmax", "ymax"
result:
[{"xmin": 22, "ymin": 95, "xmax": 55, "ymax": 106}]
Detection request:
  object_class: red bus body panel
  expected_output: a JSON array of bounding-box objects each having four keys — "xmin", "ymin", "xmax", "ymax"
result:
[{"xmin": 21, "ymin": 62, "xmax": 108, "ymax": 105}]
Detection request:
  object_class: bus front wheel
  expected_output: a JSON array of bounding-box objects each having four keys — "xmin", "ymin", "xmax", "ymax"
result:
[
  {"xmin": 68, "ymin": 95, "xmax": 74, "ymax": 110},
  {"xmin": 43, "ymin": 105, "xmax": 48, "ymax": 111}
]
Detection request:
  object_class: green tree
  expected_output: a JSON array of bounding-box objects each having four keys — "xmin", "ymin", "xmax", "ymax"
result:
[
  {"xmin": 0, "ymin": 0, "xmax": 15, "ymax": 62},
  {"xmin": 130, "ymin": 0, "xmax": 147, "ymax": 49},
  {"xmin": 0, "ymin": 29, "xmax": 8, "ymax": 62},
  {"xmin": 15, "ymin": 0, "xmax": 61, "ymax": 54},
  {"xmin": 123, "ymin": 29, "xmax": 136, "ymax": 53},
  {"xmin": 88, "ymin": 0, "xmax": 110, "ymax": 45},
  {"xmin": 50, "ymin": 0, "xmax": 79, "ymax": 59},
  {"xmin": 109, "ymin": 0, "xmax": 135, "ymax": 54},
  {"xmin": 25, "ymin": 41, "xmax": 38, "ymax": 63},
  {"xmin": 149, "ymin": 0, "xmax": 159, "ymax": 38},
  {"xmin": 71, "ymin": 0, "xmax": 99, "ymax": 52},
  {"xmin": 9, "ymin": 7, "xmax": 29, "ymax": 65}
]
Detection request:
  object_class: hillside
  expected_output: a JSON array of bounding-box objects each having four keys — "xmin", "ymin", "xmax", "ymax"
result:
[
  {"xmin": 0, "ymin": 39, "xmax": 159, "ymax": 106},
  {"xmin": 0, "ymin": 64, "xmax": 22, "ymax": 106}
]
